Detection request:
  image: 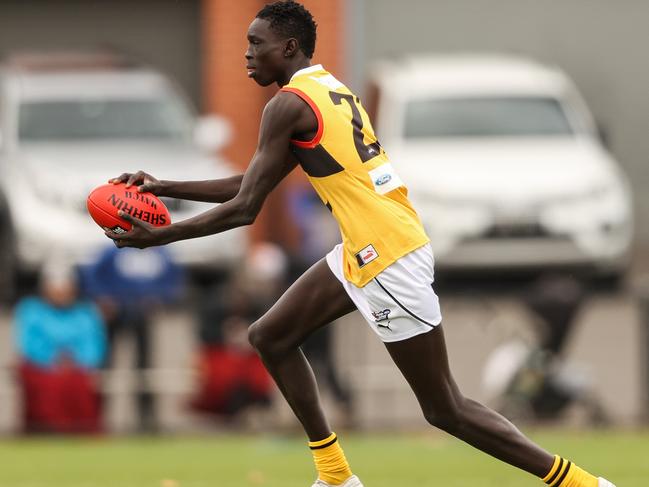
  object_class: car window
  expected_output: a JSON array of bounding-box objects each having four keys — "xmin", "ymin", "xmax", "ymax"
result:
[
  {"xmin": 18, "ymin": 98, "xmax": 193, "ymax": 141},
  {"xmin": 404, "ymin": 97, "xmax": 574, "ymax": 138}
]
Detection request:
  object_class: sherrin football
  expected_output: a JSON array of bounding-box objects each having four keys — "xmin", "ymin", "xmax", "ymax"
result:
[{"xmin": 86, "ymin": 182, "xmax": 171, "ymax": 233}]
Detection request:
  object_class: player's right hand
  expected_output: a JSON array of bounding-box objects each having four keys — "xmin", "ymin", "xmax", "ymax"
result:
[{"xmin": 109, "ymin": 171, "xmax": 162, "ymax": 195}]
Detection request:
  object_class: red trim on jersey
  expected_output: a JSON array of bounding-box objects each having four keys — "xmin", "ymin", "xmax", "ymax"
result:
[{"xmin": 281, "ymin": 87, "xmax": 324, "ymax": 148}]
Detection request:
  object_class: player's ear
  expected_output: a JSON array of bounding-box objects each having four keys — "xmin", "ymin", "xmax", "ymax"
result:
[{"xmin": 284, "ymin": 38, "xmax": 298, "ymax": 58}]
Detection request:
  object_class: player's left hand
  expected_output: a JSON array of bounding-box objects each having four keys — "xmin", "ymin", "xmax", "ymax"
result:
[{"xmin": 104, "ymin": 211, "xmax": 162, "ymax": 249}]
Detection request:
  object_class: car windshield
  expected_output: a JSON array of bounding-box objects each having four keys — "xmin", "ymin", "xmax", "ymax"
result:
[
  {"xmin": 19, "ymin": 98, "xmax": 193, "ymax": 141},
  {"xmin": 404, "ymin": 97, "xmax": 574, "ymax": 138}
]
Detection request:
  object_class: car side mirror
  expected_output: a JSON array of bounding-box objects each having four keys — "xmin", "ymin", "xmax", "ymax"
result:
[{"xmin": 194, "ymin": 115, "xmax": 232, "ymax": 153}]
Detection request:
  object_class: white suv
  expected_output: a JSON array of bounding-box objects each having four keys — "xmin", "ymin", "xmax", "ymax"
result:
[
  {"xmin": 368, "ymin": 54, "xmax": 633, "ymax": 277},
  {"xmin": 0, "ymin": 52, "xmax": 246, "ymax": 278}
]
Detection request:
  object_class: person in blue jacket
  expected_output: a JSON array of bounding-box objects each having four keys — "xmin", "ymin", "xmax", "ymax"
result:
[
  {"xmin": 14, "ymin": 257, "xmax": 106, "ymax": 433},
  {"xmin": 80, "ymin": 245, "xmax": 184, "ymax": 432}
]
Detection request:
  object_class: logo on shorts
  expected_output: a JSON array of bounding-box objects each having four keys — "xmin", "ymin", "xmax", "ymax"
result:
[
  {"xmin": 372, "ymin": 309, "xmax": 392, "ymax": 330},
  {"xmin": 372, "ymin": 309, "xmax": 391, "ymax": 321},
  {"xmin": 355, "ymin": 244, "xmax": 379, "ymax": 268}
]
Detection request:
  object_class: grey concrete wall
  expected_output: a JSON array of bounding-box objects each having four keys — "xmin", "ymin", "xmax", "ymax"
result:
[
  {"xmin": 0, "ymin": 0, "xmax": 201, "ymax": 107},
  {"xmin": 357, "ymin": 0, "xmax": 649, "ymax": 243}
]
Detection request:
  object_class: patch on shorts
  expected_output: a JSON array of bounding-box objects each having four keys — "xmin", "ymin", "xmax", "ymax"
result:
[
  {"xmin": 371, "ymin": 309, "xmax": 391, "ymax": 321},
  {"xmin": 355, "ymin": 244, "xmax": 379, "ymax": 267}
]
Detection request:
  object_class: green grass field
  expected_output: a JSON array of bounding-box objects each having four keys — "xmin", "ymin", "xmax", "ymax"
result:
[{"xmin": 0, "ymin": 430, "xmax": 647, "ymax": 487}]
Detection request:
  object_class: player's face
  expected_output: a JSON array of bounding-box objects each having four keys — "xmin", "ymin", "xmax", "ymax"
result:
[{"xmin": 245, "ymin": 18, "xmax": 289, "ymax": 87}]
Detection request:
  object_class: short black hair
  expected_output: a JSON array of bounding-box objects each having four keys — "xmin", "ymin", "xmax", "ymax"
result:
[{"xmin": 256, "ymin": 1, "xmax": 317, "ymax": 58}]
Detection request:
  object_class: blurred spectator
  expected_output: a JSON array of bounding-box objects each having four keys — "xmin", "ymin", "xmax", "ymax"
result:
[
  {"xmin": 239, "ymin": 241, "xmax": 291, "ymax": 311},
  {"xmin": 190, "ymin": 308, "xmax": 273, "ymax": 420},
  {"xmin": 190, "ymin": 243, "xmax": 289, "ymax": 421},
  {"xmin": 526, "ymin": 274, "xmax": 585, "ymax": 358},
  {"xmin": 14, "ymin": 257, "xmax": 106, "ymax": 434},
  {"xmin": 81, "ymin": 245, "xmax": 184, "ymax": 432},
  {"xmin": 484, "ymin": 274, "xmax": 607, "ymax": 424},
  {"xmin": 287, "ymin": 184, "xmax": 341, "ymax": 268}
]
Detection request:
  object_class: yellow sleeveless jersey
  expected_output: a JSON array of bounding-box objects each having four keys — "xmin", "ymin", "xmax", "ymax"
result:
[{"xmin": 281, "ymin": 65, "xmax": 429, "ymax": 287}]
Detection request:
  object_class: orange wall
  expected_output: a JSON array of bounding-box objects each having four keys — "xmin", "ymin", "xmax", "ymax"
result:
[{"xmin": 201, "ymin": 0, "xmax": 344, "ymax": 251}]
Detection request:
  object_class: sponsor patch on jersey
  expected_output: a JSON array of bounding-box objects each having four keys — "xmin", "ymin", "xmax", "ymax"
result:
[
  {"xmin": 368, "ymin": 163, "xmax": 404, "ymax": 195},
  {"xmin": 355, "ymin": 244, "xmax": 379, "ymax": 267},
  {"xmin": 375, "ymin": 173, "xmax": 392, "ymax": 186}
]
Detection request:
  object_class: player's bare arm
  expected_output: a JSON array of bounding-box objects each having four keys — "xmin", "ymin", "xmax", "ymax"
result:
[
  {"xmin": 110, "ymin": 171, "xmax": 245, "ymax": 204},
  {"xmin": 105, "ymin": 91, "xmax": 312, "ymax": 249}
]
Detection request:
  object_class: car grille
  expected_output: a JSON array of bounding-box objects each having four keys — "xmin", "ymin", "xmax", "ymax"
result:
[{"xmin": 483, "ymin": 222, "xmax": 548, "ymax": 239}]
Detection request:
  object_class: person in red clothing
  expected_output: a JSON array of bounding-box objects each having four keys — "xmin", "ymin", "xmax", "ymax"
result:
[
  {"xmin": 190, "ymin": 244, "xmax": 282, "ymax": 420},
  {"xmin": 191, "ymin": 315, "xmax": 272, "ymax": 418},
  {"xmin": 18, "ymin": 362, "xmax": 102, "ymax": 434},
  {"xmin": 14, "ymin": 258, "xmax": 106, "ymax": 434}
]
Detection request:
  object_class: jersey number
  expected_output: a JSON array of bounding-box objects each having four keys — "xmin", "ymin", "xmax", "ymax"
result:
[{"xmin": 329, "ymin": 92, "xmax": 381, "ymax": 163}]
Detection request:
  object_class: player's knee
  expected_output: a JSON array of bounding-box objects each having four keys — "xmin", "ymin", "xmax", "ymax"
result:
[
  {"xmin": 248, "ymin": 320, "xmax": 280, "ymax": 357},
  {"xmin": 247, "ymin": 321, "xmax": 266, "ymax": 352},
  {"xmin": 424, "ymin": 409, "xmax": 462, "ymax": 433},
  {"xmin": 422, "ymin": 401, "xmax": 465, "ymax": 434}
]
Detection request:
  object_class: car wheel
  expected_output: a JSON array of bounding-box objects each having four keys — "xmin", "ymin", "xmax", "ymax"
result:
[
  {"xmin": 591, "ymin": 269, "xmax": 626, "ymax": 293},
  {"xmin": 0, "ymin": 218, "xmax": 15, "ymax": 303}
]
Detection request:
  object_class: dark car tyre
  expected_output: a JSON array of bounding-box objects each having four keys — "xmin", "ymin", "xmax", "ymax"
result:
[{"xmin": 0, "ymin": 216, "xmax": 15, "ymax": 303}]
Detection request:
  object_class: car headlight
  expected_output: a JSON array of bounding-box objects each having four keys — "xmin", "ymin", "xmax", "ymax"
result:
[{"xmin": 540, "ymin": 185, "xmax": 630, "ymax": 233}]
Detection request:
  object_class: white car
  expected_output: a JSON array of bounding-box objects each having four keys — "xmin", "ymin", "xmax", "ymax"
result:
[
  {"xmin": 0, "ymin": 52, "xmax": 246, "ymax": 275},
  {"xmin": 368, "ymin": 55, "xmax": 633, "ymax": 277}
]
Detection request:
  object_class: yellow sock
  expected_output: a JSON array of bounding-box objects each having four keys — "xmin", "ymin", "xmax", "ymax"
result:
[
  {"xmin": 542, "ymin": 455, "xmax": 598, "ymax": 487},
  {"xmin": 309, "ymin": 432, "xmax": 353, "ymax": 485}
]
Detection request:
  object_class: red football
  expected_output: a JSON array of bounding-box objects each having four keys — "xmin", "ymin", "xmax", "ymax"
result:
[{"xmin": 86, "ymin": 183, "xmax": 171, "ymax": 233}]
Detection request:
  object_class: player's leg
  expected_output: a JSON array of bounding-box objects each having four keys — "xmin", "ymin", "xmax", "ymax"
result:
[
  {"xmin": 385, "ymin": 326, "xmax": 613, "ymax": 486},
  {"xmin": 248, "ymin": 258, "xmax": 362, "ymax": 486},
  {"xmin": 385, "ymin": 325, "xmax": 553, "ymax": 474},
  {"xmin": 248, "ymin": 257, "xmax": 355, "ymax": 439}
]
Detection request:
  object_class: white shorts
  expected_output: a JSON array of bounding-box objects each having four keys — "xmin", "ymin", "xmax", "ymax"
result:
[{"xmin": 326, "ymin": 243, "xmax": 442, "ymax": 342}]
